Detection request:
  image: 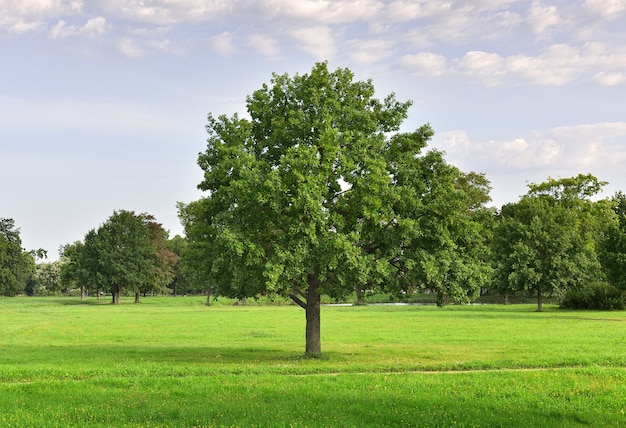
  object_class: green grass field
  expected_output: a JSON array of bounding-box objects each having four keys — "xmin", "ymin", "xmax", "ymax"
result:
[{"xmin": 1, "ymin": 296, "xmax": 625, "ymax": 427}]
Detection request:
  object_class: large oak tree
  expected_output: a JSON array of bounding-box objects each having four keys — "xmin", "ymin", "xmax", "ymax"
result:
[{"xmin": 182, "ymin": 63, "xmax": 490, "ymax": 354}]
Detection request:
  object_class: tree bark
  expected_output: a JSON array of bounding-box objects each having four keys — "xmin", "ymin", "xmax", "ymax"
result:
[
  {"xmin": 305, "ymin": 275, "xmax": 321, "ymax": 355},
  {"xmin": 537, "ymin": 289, "xmax": 543, "ymax": 312},
  {"xmin": 80, "ymin": 286, "xmax": 85, "ymax": 301},
  {"xmin": 134, "ymin": 291, "xmax": 140, "ymax": 304},
  {"xmin": 112, "ymin": 284, "xmax": 120, "ymax": 304},
  {"xmin": 355, "ymin": 284, "xmax": 364, "ymax": 305},
  {"xmin": 205, "ymin": 288, "xmax": 212, "ymax": 306}
]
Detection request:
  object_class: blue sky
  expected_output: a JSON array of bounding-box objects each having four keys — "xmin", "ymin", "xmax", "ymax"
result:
[{"xmin": 2, "ymin": 0, "xmax": 625, "ymax": 259}]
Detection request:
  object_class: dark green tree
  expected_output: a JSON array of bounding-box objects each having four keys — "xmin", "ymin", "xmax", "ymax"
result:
[
  {"xmin": 0, "ymin": 218, "xmax": 35, "ymax": 297},
  {"xmin": 140, "ymin": 216, "xmax": 178, "ymax": 299},
  {"xmin": 599, "ymin": 191, "xmax": 626, "ymax": 291},
  {"xmin": 60, "ymin": 241, "xmax": 91, "ymax": 300},
  {"xmin": 181, "ymin": 62, "xmax": 491, "ymax": 354},
  {"xmin": 177, "ymin": 201, "xmax": 220, "ymax": 305},
  {"xmin": 82, "ymin": 210, "xmax": 155, "ymax": 304},
  {"xmin": 165, "ymin": 235, "xmax": 188, "ymax": 296},
  {"xmin": 492, "ymin": 174, "xmax": 606, "ymax": 311}
]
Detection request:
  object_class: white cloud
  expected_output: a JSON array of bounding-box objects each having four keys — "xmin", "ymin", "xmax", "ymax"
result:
[
  {"xmin": 49, "ymin": 16, "xmax": 106, "ymax": 39},
  {"xmin": 547, "ymin": 122, "xmax": 626, "ymax": 167},
  {"xmin": 209, "ymin": 32, "xmax": 237, "ymax": 56},
  {"xmin": 505, "ymin": 44, "xmax": 580, "ymax": 86},
  {"xmin": 346, "ymin": 38, "xmax": 395, "ymax": 65},
  {"xmin": 385, "ymin": 1, "xmax": 425, "ymax": 22},
  {"xmin": 0, "ymin": 0, "xmax": 83, "ymax": 34},
  {"xmin": 260, "ymin": 0, "xmax": 383, "ymax": 24},
  {"xmin": 290, "ymin": 26, "xmax": 336, "ymax": 60},
  {"xmin": 395, "ymin": 2, "xmax": 522, "ymax": 47},
  {"xmin": 435, "ymin": 122, "xmax": 626, "ymax": 174},
  {"xmin": 456, "ymin": 51, "xmax": 506, "ymax": 85},
  {"xmin": 527, "ymin": 0, "xmax": 561, "ymax": 35},
  {"xmin": 400, "ymin": 52, "xmax": 447, "ymax": 76},
  {"xmin": 147, "ymin": 38, "xmax": 180, "ymax": 55},
  {"xmin": 118, "ymin": 37, "xmax": 143, "ymax": 58},
  {"xmin": 432, "ymin": 42, "xmax": 626, "ymax": 86},
  {"xmin": 592, "ymin": 71, "xmax": 626, "ymax": 85},
  {"xmin": 248, "ymin": 33, "xmax": 280, "ymax": 59},
  {"xmin": 102, "ymin": 0, "xmax": 230, "ymax": 25},
  {"xmin": 583, "ymin": 0, "xmax": 626, "ymax": 18}
]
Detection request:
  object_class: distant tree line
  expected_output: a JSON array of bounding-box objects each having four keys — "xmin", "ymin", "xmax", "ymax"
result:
[
  {"xmin": 0, "ymin": 218, "xmax": 45, "ymax": 297},
  {"xmin": 2, "ymin": 63, "xmax": 626, "ymax": 356},
  {"xmin": 3, "ymin": 177, "xmax": 624, "ymax": 311},
  {"xmin": 1, "ymin": 212, "xmax": 194, "ymax": 301}
]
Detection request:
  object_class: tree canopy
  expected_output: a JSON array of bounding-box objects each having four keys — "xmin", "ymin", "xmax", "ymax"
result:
[
  {"xmin": 491, "ymin": 174, "xmax": 608, "ymax": 311},
  {"xmin": 180, "ymin": 62, "xmax": 491, "ymax": 354},
  {"xmin": 81, "ymin": 210, "xmax": 156, "ymax": 304},
  {"xmin": 0, "ymin": 218, "xmax": 35, "ymax": 297},
  {"xmin": 599, "ymin": 191, "xmax": 626, "ymax": 291}
]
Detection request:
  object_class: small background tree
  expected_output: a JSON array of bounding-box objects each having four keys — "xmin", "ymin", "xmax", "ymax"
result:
[
  {"xmin": 82, "ymin": 210, "xmax": 155, "ymax": 304},
  {"xmin": 492, "ymin": 174, "xmax": 607, "ymax": 311},
  {"xmin": 0, "ymin": 218, "xmax": 37, "ymax": 297}
]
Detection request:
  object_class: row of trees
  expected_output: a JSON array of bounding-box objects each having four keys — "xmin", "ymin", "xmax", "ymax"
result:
[
  {"xmin": 0, "ymin": 213, "xmax": 206, "ymax": 301},
  {"xmin": 3, "ymin": 63, "xmax": 626, "ymax": 356},
  {"xmin": 178, "ymin": 63, "xmax": 626, "ymax": 354},
  {"xmin": 492, "ymin": 176, "xmax": 626, "ymax": 311},
  {"xmin": 0, "ymin": 218, "xmax": 45, "ymax": 297},
  {"xmin": 58, "ymin": 211, "xmax": 179, "ymax": 303}
]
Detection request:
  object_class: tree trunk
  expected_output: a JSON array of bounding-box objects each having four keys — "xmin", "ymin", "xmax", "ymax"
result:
[
  {"xmin": 80, "ymin": 286, "xmax": 85, "ymax": 301},
  {"xmin": 112, "ymin": 285, "xmax": 120, "ymax": 304},
  {"xmin": 305, "ymin": 275, "xmax": 321, "ymax": 355},
  {"xmin": 355, "ymin": 284, "xmax": 364, "ymax": 305},
  {"xmin": 537, "ymin": 290, "xmax": 543, "ymax": 312},
  {"xmin": 205, "ymin": 288, "xmax": 212, "ymax": 306},
  {"xmin": 436, "ymin": 292, "xmax": 448, "ymax": 307},
  {"xmin": 503, "ymin": 293, "xmax": 509, "ymax": 305},
  {"xmin": 134, "ymin": 291, "xmax": 140, "ymax": 304}
]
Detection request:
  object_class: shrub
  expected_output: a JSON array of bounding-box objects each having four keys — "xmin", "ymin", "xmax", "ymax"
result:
[{"xmin": 561, "ymin": 282, "xmax": 626, "ymax": 310}]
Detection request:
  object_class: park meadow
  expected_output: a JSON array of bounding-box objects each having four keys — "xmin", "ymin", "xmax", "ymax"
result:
[{"xmin": 1, "ymin": 296, "xmax": 625, "ymax": 427}]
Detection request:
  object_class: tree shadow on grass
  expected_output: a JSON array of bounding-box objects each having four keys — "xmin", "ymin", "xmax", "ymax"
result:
[{"xmin": 1, "ymin": 344, "xmax": 347, "ymax": 379}]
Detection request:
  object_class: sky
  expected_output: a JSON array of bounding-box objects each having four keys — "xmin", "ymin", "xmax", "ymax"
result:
[{"xmin": 1, "ymin": 0, "xmax": 625, "ymax": 260}]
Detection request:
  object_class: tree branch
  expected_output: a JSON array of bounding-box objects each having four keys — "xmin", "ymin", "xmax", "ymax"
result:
[{"xmin": 290, "ymin": 292, "xmax": 307, "ymax": 309}]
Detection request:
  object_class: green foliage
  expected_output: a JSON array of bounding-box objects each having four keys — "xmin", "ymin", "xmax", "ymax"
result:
[
  {"xmin": 561, "ymin": 282, "xmax": 626, "ymax": 310},
  {"xmin": 30, "ymin": 261, "xmax": 63, "ymax": 296},
  {"xmin": 598, "ymin": 191, "xmax": 626, "ymax": 290},
  {"xmin": 59, "ymin": 241, "xmax": 90, "ymax": 299},
  {"xmin": 143, "ymin": 216, "xmax": 178, "ymax": 296},
  {"xmin": 63, "ymin": 214, "xmax": 177, "ymax": 302},
  {"xmin": 526, "ymin": 173, "xmax": 607, "ymax": 202},
  {"xmin": 492, "ymin": 175, "xmax": 607, "ymax": 311},
  {"xmin": 0, "ymin": 218, "xmax": 35, "ymax": 297},
  {"xmin": 181, "ymin": 62, "xmax": 491, "ymax": 352},
  {"xmin": 82, "ymin": 210, "xmax": 156, "ymax": 303},
  {"xmin": 165, "ymin": 234, "xmax": 192, "ymax": 296}
]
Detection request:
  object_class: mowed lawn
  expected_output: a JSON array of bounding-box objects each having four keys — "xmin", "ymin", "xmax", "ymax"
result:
[{"xmin": 0, "ymin": 297, "xmax": 625, "ymax": 427}]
